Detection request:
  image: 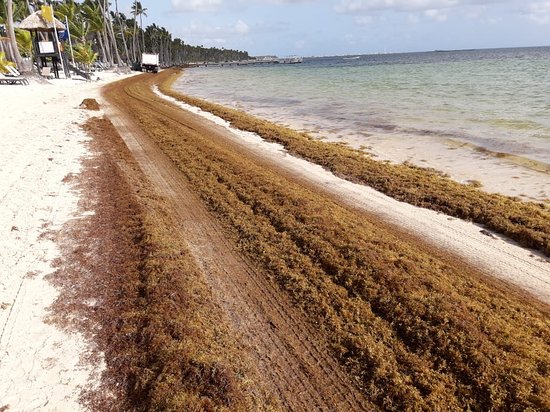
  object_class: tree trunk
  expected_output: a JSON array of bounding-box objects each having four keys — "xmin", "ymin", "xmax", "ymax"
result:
[
  {"xmin": 169, "ymin": 39, "xmax": 172, "ymax": 66},
  {"xmin": 159, "ymin": 38, "xmax": 163, "ymax": 66},
  {"xmin": 102, "ymin": 26, "xmax": 113, "ymax": 65},
  {"xmin": 132, "ymin": 9, "xmax": 138, "ymax": 61},
  {"xmin": 97, "ymin": 32, "xmax": 107, "ymax": 64},
  {"xmin": 107, "ymin": 15, "xmax": 123, "ymax": 66},
  {"xmin": 114, "ymin": 0, "xmax": 130, "ymax": 64},
  {"xmin": 100, "ymin": 0, "xmax": 123, "ymax": 66},
  {"xmin": 140, "ymin": 14, "xmax": 145, "ymax": 53},
  {"xmin": 6, "ymin": 0, "xmax": 25, "ymax": 70},
  {"xmin": 25, "ymin": 0, "xmax": 33, "ymax": 14}
]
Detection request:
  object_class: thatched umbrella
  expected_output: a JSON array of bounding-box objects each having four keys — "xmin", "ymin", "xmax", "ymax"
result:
[
  {"xmin": 18, "ymin": 10, "xmax": 67, "ymax": 78},
  {"xmin": 18, "ymin": 10, "xmax": 65, "ymax": 32}
]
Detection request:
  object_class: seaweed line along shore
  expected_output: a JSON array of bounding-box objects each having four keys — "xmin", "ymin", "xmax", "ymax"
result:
[{"xmin": 0, "ymin": 67, "xmax": 549, "ymax": 411}]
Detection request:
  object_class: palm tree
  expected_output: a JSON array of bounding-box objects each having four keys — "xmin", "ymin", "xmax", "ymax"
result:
[
  {"xmin": 82, "ymin": 1, "xmax": 110, "ymax": 64},
  {"xmin": 97, "ymin": 0, "xmax": 122, "ymax": 66},
  {"xmin": 56, "ymin": 0, "xmax": 88, "ymax": 43},
  {"xmin": 139, "ymin": 3, "xmax": 147, "ymax": 53},
  {"xmin": 3, "ymin": 0, "xmax": 250, "ymax": 71},
  {"xmin": 0, "ymin": 0, "xmax": 27, "ymax": 20},
  {"xmin": 24, "ymin": 0, "xmax": 32, "ymax": 14},
  {"xmin": 15, "ymin": 27, "xmax": 31, "ymax": 57},
  {"xmin": 131, "ymin": 1, "xmax": 146, "ymax": 58},
  {"xmin": 72, "ymin": 41, "xmax": 97, "ymax": 70},
  {"xmin": 113, "ymin": 0, "xmax": 130, "ymax": 63},
  {"xmin": 130, "ymin": 2, "xmax": 137, "ymax": 60},
  {"xmin": 6, "ymin": 0, "xmax": 24, "ymax": 69}
]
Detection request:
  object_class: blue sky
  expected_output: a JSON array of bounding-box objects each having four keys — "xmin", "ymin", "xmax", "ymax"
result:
[{"xmin": 116, "ymin": 0, "xmax": 550, "ymax": 56}]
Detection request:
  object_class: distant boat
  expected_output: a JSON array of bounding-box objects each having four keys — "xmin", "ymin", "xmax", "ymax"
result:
[
  {"xmin": 343, "ymin": 56, "xmax": 360, "ymax": 60},
  {"xmin": 278, "ymin": 56, "xmax": 303, "ymax": 64},
  {"xmin": 435, "ymin": 49, "xmax": 476, "ymax": 52}
]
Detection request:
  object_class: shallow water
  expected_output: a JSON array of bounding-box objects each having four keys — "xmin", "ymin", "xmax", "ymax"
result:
[{"xmin": 175, "ymin": 47, "xmax": 550, "ymax": 165}]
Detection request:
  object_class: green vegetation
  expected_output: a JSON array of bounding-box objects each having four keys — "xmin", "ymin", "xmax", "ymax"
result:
[
  {"xmin": 107, "ymin": 72, "xmax": 550, "ymax": 411},
  {"xmin": 14, "ymin": 28, "xmax": 31, "ymax": 57},
  {"xmin": 0, "ymin": 0, "xmax": 249, "ymax": 71},
  {"xmin": 160, "ymin": 70, "xmax": 550, "ymax": 257},
  {"xmin": 72, "ymin": 41, "xmax": 97, "ymax": 68},
  {"xmin": 0, "ymin": 51, "xmax": 15, "ymax": 73}
]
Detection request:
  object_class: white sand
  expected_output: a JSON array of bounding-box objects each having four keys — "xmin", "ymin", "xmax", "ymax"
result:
[
  {"xmin": 156, "ymin": 88, "xmax": 550, "ymax": 305},
  {"xmin": 0, "ymin": 72, "xmax": 132, "ymax": 411}
]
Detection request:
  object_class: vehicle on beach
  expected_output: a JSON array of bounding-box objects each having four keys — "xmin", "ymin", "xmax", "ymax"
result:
[{"xmin": 141, "ymin": 53, "xmax": 160, "ymax": 73}]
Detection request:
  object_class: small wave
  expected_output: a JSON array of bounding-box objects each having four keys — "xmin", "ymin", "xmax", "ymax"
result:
[{"xmin": 483, "ymin": 118, "xmax": 542, "ymax": 130}]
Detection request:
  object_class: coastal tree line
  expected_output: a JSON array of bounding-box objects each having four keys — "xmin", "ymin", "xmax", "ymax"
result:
[{"xmin": 0, "ymin": 0, "xmax": 249, "ymax": 71}]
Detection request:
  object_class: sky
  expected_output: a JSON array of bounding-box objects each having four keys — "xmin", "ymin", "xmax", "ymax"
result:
[{"xmin": 116, "ymin": 0, "xmax": 550, "ymax": 57}]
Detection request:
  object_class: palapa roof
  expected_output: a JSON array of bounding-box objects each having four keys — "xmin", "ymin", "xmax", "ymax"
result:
[{"xmin": 18, "ymin": 11, "xmax": 65, "ymax": 32}]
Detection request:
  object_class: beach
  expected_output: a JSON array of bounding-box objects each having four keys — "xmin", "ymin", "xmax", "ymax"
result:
[
  {"xmin": 156, "ymin": 86, "xmax": 550, "ymax": 303},
  {"xmin": 1, "ymin": 69, "xmax": 549, "ymax": 410},
  {"xmin": 0, "ymin": 72, "xmax": 133, "ymax": 411}
]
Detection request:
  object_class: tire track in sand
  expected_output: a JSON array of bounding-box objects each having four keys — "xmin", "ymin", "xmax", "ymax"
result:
[{"xmin": 102, "ymin": 82, "xmax": 373, "ymax": 411}]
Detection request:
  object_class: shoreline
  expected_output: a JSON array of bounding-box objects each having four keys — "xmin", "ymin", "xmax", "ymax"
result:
[
  {"xmin": 155, "ymin": 82, "xmax": 550, "ymax": 304},
  {"xmin": 335, "ymin": 129, "xmax": 550, "ymax": 203},
  {"xmin": 175, "ymin": 71, "xmax": 550, "ymax": 204},
  {"xmin": 162, "ymin": 70, "xmax": 550, "ymax": 257},
  {"xmin": 109, "ymin": 71, "xmax": 550, "ymax": 410},
  {"xmin": 1, "ymin": 69, "xmax": 548, "ymax": 409},
  {"xmin": 248, "ymin": 110, "xmax": 550, "ymax": 203}
]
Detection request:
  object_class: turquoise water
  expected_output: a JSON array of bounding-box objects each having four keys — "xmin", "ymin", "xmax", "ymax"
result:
[{"xmin": 174, "ymin": 47, "xmax": 550, "ymax": 165}]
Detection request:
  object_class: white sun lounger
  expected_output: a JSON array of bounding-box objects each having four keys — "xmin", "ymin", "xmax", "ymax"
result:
[
  {"xmin": 5, "ymin": 66, "xmax": 22, "ymax": 76},
  {"xmin": 0, "ymin": 72, "xmax": 28, "ymax": 85},
  {"xmin": 3, "ymin": 66, "xmax": 29, "ymax": 84}
]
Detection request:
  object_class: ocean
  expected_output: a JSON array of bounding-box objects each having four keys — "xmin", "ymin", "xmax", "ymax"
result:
[{"xmin": 174, "ymin": 47, "xmax": 550, "ymax": 166}]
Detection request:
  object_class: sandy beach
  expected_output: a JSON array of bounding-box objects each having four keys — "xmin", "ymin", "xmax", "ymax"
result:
[
  {"xmin": 155, "ymin": 86, "xmax": 550, "ymax": 303},
  {"xmin": 0, "ymin": 72, "xmax": 133, "ymax": 411},
  {"xmin": 1, "ymin": 69, "xmax": 549, "ymax": 410}
]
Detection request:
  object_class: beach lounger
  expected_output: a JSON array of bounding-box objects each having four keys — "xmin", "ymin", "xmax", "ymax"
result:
[
  {"xmin": 5, "ymin": 66, "xmax": 22, "ymax": 76},
  {"xmin": 0, "ymin": 72, "xmax": 28, "ymax": 85},
  {"xmin": 4, "ymin": 66, "xmax": 29, "ymax": 85}
]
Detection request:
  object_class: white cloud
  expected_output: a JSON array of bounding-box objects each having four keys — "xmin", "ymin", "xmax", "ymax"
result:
[
  {"xmin": 171, "ymin": 0, "xmax": 321, "ymax": 13},
  {"xmin": 234, "ymin": 19, "xmax": 250, "ymax": 35},
  {"xmin": 177, "ymin": 19, "xmax": 252, "ymax": 41},
  {"xmin": 529, "ymin": 1, "xmax": 550, "ymax": 23},
  {"xmin": 171, "ymin": 0, "xmax": 223, "ymax": 12},
  {"xmin": 344, "ymin": 33, "xmax": 358, "ymax": 45},
  {"xmin": 263, "ymin": 0, "xmax": 318, "ymax": 3},
  {"xmin": 463, "ymin": 6, "xmax": 483, "ymax": 19},
  {"xmin": 202, "ymin": 38, "xmax": 227, "ymax": 45},
  {"xmin": 333, "ymin": 0, "xmax": 528, "ymax": 26},
  {"xmin": 424, "ymin": 8, "xmax": 449, "ymax": 20},
  {"xmin": 335, "ymin": 0, "xmax": 460, "ymax": 13},
  {"xmin": 332, "ymin": 0, "xmax": 524, "ymax": 14}
]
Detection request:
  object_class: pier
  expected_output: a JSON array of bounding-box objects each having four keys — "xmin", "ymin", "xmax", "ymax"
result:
[{"xmin": 189, "ymin": 55, "xmax": 303, "ymax": 67}]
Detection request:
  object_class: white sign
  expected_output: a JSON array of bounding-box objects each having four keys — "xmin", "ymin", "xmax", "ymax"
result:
[{"xmin": 38, "ymin": 41, "xmax": 55, "ymax": 54}]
